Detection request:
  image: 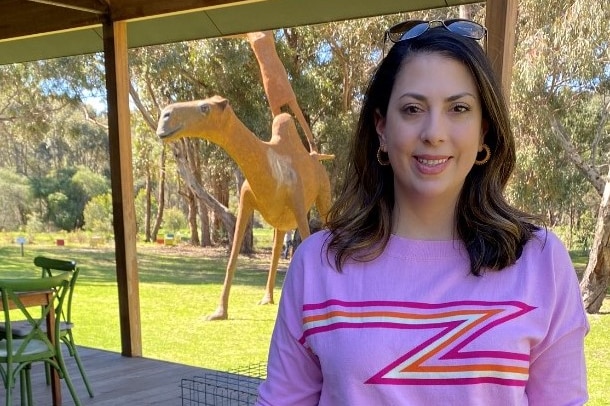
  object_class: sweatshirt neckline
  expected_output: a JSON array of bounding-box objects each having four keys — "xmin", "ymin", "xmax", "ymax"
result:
[{"xmin": 385, "ymin": 234, "xmax": 467, "ymax": 260}]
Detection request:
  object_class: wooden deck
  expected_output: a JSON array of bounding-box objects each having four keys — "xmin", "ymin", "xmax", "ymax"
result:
[{"xmin": 0, "ymin": 346, "xmax": 263, "ymax": 405}]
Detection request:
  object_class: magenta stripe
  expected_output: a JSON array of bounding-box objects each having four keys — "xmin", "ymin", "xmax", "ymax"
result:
[
  {"xmin": 365, "ymin": 376, "xmax": 527, "ymax": 386},
  {"xmin": 303, "ymin": 299, "xmax": 536, "ymax": 311},
  {"xmin": 445, "ymin": 350, "xmax": 529, "ymax": 362}
]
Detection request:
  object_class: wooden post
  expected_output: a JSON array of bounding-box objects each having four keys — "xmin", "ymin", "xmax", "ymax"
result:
[
  {"xmin": 485, "ymin": 0, "xmax": 518, "ymax": 101},
  {"xmin": 103, "ymin": 18, "xmax": 142, "ymax": 357}
]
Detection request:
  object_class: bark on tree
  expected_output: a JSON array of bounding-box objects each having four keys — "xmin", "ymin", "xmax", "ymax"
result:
[
  {"xmin": 580, "ymin": 166, "xmax": 610, "ymax": 313},
  {"xmin": 550, "ymin": 116, "xmax": 605, "ymax": 195},
  {"xmin": 185, "ymin": 187, "xmax": 200, "ymax": 246},
  {"xmin": 199, "ymin": 201, "xmax": 211, "ymax": 246},
  {"xmin": 144, "ymin": 167, "xmax": 152, "ymax": 242},
  {"xmin": 151, "ymin": 145, "xmax": 166, "ymax": 242},
  {"xmin": 184, "ymin": 139, "xmax": 202, "ymax": 245}
]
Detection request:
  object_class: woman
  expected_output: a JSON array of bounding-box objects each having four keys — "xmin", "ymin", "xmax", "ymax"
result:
[{"xmin": 256, "ymin": 19, "xmax": 588, "ymax": 405}]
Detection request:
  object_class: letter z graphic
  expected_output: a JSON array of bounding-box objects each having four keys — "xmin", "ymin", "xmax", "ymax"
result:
[{"xmin": 301, "ymin": 300, "xmax": 535, "ymax": 386}]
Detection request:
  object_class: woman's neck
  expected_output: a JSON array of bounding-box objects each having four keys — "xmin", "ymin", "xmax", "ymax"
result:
[{"xmin": 391, "ymin": 200, "xmax": 458, "ymax": 240}]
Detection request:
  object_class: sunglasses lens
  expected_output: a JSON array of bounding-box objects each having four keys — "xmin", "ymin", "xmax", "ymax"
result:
[
  {"xmin": 400, "ymin": 22, "xmax": 430, "ymax": 41},
  {"xmin": 445, "ymin": 20, "xmax": 486, "ymax": 40},
  {"xmin": 387, "ymin": 21, "xmax": 426, "ymax": 43}
]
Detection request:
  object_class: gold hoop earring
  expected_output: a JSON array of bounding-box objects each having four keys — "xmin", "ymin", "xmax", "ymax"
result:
[
  {"xmin": 474, "ymin": 144, "xmax": 491, "ymax": 165},
  {"xmin": 377, "ymin": 146, "xmax": 390, "ymax": 166}
]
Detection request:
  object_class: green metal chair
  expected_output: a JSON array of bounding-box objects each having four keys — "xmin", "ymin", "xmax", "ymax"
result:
[
  {"xmin": 0, "ymin": 257, "xmax": 94, "ymax": 399},
  {"xmin": 33, "ymin": 256, "xmax": 94, "ymax": 398},
  {"xmin": 0, "ymin": 272, "xmax": 81, "ymax": 406}
]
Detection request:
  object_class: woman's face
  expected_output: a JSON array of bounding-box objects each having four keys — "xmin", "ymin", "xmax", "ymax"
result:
[{"xmin": 375, "ymin": 52, "xmax": 487, "ymax": 211}]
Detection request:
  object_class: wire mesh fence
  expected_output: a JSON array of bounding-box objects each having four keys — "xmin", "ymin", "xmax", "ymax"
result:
[{"xmin": 180, "ymin": 362, "xmax": 267, "ymax": 406}]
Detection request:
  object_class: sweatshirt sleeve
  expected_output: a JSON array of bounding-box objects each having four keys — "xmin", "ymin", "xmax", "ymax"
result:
[
  {"xmin": 525, "ymin": 233, "xmax": 589, "ymax": 405},
  {"xmin": 255, "ymin": 244, "xmax": 323, "ymax": 406}
]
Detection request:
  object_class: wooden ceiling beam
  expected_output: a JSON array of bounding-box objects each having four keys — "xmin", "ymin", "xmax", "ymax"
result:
[
  {"xmin": 108, "ymin": 0, "xmax": 252, "ymax": 21},
  {"xmin": 25, "ymin": 0, "xmax": 108, "ymax": 14},
  {"xmin": 0, "ymin": 0, "xmax": 247, "ymax": 41},
  {"xmin": 0, "ymin": 1, "xmax": 103, "ymax": 39}
]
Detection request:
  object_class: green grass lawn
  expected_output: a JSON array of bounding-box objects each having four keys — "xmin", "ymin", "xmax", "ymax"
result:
[{"xmin": 0, "ymin": 231, "xmax": 608, "ymax": 404}]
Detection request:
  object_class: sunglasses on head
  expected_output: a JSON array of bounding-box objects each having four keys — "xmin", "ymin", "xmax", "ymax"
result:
[{"xmin": 383, "ymin": 19, "xmax": 487, "ymax": 56}]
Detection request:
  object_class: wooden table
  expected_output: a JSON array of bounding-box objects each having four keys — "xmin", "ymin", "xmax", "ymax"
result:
[{"xmin": 0, "ymin": 290, "xmax": 62, "ymax": 405}]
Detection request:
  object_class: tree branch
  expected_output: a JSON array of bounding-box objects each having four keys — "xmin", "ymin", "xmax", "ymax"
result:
[{"xmin": 549, "ymin": 114, "xmax": 605, "ymax": 195}]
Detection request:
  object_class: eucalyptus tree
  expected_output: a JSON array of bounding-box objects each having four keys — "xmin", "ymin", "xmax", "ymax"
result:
[
  {"xmin": 0, "ymin": 58, "xmax": 111, "ymax": 232},
  {"xmin": 0, "ymin": 169, "xmax": 31, "ymax": 230},
  {"xmin": 512, "ymin": 0, "xmax": 610, "ymax": 312}
]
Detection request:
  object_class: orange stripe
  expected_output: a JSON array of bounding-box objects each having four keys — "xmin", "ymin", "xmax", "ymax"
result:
[
  {"xmin": 303, "ymin": 308, "xmax": 501, "ymax": 324},
  {"xmin": 404, "ymin": 364, "xmax": 528, "ymax": 374}
]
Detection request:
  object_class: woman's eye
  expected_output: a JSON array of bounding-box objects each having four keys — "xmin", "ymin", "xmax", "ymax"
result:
[
  {"xmin": 402, "ymin": 105, "xmax": 421, "ymax": 114},
  {"xmin": 453, "ymin": 104, "xmax": 470, "ymax": 112}
]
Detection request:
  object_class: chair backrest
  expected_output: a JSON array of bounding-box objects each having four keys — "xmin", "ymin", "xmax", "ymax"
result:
[
  {"xmin": 0, "ymin": 272, "xmax": 72, "ymax": 363},
  {"xmin": 34, "ymin": 256, "xmax": 78, "ymax": 324}
]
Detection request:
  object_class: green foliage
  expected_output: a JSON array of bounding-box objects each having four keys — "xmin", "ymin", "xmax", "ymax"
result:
[
  {"xmin": 72, "ymin": 166, "xmax": 109, "ymax": 198},
  {"xmin": 551, "ymin": 210, "xmax": 597, "ymax": 251},
  {"xmin": 25, "ymin": 213, "xmax": 45, "ymax": 234},
  {"xmin": 83, "ymin": 193, "xmax": 113, "ymax": 236},
  {"xmin": 162, "ymin": 207, "xmax": 187, "ymax": 234},
  {"xmin": 0, "ymin": 169, "xmax": 31, "ymax": 230},
  {"xmin": 29, "ymin": 166, "xmax": 110, "ymax": 231}
]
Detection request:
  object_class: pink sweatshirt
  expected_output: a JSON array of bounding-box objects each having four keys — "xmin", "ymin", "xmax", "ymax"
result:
[{"xmin": 256, "ymin": 230, "xmax": 588, "ymax": 405}]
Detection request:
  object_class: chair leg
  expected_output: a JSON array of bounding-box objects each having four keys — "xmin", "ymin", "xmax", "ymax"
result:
[
  {"xmin": 71, "ymin": 344, "xmax": 94, "ymax": 397},
  {"xmin": 19, "ymin": 369, "xmax": 26, "ymax": 406},
  {"xmin": 6, "ymin": 377, "xmax": 13, "ymax": 406},
  {"xmin": 44, "ymin": 363, "xmax": 51, "ymax": 386},
  {"xmin": 24, "ymin": 366, "xmax": 33, "ymax": 406},
  {"xmin": 55, "ymin": 350, "xmax": 82, "ymax": 406},
  {"xmin": 4, "ymin": 366, "xmax": 15, "ymax": 406},
  {"xmin": 64, "ymin": 331, "xmax": 94, "ymax": 397}
]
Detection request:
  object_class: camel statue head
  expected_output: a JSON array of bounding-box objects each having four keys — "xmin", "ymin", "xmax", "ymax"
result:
[{"xmin": 156, "ymin": 95, "xmax": 233, "ymax": 143}]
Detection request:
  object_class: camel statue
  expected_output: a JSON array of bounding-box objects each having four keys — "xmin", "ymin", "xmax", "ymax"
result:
[
  {"xmin": 156, "ymin": 95, "xmax": 332, "ymax": 320},
  {"xmin": 246, "ymin": 31, "xmax": 318, "ymax": 153}
]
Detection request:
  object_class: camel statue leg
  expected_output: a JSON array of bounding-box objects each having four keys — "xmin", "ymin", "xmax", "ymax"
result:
[
  {"xmin": 293, "ymin": 187, "xmax": 312, "ymax": 241},
  {"xmin": 315, "ymin": 182, "xmax": 332, "ymax": 221},
  {"xmin": 260, "ymin": 199, "xmax": 311, "ymax": 305},
  {"xmin": 206, "ymin": 185, "xmax": 256, "ymax": 321},
  {"xmin": 259, "ymin": 228, "xmax": 285, "ymax": 305}
]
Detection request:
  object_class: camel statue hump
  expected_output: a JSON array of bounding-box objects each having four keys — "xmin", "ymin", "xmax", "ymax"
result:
[{"xmin": 270, "ymin": 113, "xmax": 308, "ymax": 151}]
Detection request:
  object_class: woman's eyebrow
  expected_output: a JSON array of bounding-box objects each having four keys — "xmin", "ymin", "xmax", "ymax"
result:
[{"xmin": 397, "ymin": 92, "xmax": 477, "ymax": 101}]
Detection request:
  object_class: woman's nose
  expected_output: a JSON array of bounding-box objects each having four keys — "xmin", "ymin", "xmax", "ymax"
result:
[{"xmin": 419, "ymin": 111, "xmax": 446, "ymax": 144}]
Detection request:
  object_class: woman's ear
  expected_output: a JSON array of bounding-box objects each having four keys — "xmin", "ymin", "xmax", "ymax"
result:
[{"xmin": 375, "ymin": 109, "xmax": 386, "ymax": 144}]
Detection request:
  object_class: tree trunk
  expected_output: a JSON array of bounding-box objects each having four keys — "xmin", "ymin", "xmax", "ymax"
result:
[
  {"xmin": 151, "ymin": 145, "xmax": 166, "ymax": 242},
  {"xmin": 199, "ymin": 202, "xmax": 211, "ymax": 246},
  {"xmin": 580, "ymin": 167, "xmax": 610, "ymax": 313},
  {"xmin": 144, "ymin": 167, "xmax": 152, "ymax": 242},
  {"xmin": 170, "ymin": 143, "xmax": 236, "ymax": 244},
  {"xmin": 186, "ymin": 187, "xmax": 200, "ymax": 245},
  {"xmin": 212, "ymin": 169, "xmax": 230, "ymax": 243}
]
